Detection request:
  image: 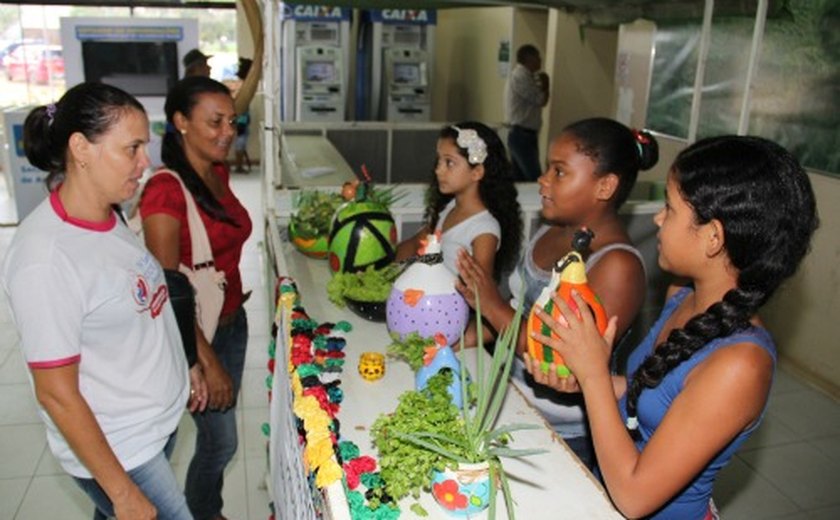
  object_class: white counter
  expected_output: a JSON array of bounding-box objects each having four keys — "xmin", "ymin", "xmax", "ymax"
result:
[
  {"xmin": 272, "ymin": 182, "xmax": 663, "ymax": 244},
  {"xmin": 266, "ymin": 213, "xmax": 624, "ymax": 519}
]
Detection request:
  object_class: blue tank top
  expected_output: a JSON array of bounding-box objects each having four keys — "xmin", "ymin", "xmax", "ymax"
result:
[{"xmin": 619, "ymin": 287, "xmax": 777, "ymax": 519}]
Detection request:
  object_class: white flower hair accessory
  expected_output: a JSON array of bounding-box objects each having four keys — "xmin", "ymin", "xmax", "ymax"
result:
[{"xmin": 452, "ymin": 125, "xmax": 488, "ymax": 165}]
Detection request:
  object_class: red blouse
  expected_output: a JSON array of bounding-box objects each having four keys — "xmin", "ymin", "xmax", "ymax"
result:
[{"xmin": 138, "ymin": 164, "xmax": 252, "ymax": 318}]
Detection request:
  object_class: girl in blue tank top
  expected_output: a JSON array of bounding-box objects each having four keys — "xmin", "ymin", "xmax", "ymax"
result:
[{"xmin": 524, "ymin": 136, "xmax": 818, "ymax": 519}]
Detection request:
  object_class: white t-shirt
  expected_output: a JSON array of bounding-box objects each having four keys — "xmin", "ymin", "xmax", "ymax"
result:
[
  {"xmin": 504, "ymin": 63, "xmax": 547, "ymax": 131},
  {"xmin": 1, "ymin": 192, "xmax": 189, "ymax": 478},
  {"xmin": 435, "ymin": 200, "xmax": 501, "ymax": 275}
]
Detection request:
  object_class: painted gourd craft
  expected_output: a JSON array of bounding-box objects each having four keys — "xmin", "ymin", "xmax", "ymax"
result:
[
  {"xmin": 385, "ymin": 233, "xmax": 469, "ymax": 346},
  {"xmin": 526, "ymin": 228, "xmax": 608, "ymax": 377}
]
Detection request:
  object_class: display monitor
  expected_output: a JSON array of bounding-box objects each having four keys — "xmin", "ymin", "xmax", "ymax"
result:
[
  {"xmin": 82, "ymin": 41, "xmax": 179, "ymax": 97},
  {"xmin": 393, "ymin": 62, "xmax": 422, "ymax": 85},
  {"xmin": 304, "ymin": 60, "xmax": 336, "ymax": 83}
]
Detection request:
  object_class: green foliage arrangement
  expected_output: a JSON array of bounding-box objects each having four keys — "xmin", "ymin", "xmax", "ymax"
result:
[
  {"xmin": 289, "ymin": 190, "xmax": 344, "ymax": 240},
  {"xmin": 326, "ymin": 264, "xmax": 401, "ymax": 308},
  {"xmin": 386, "ymin": 331, "xmax": 433, "ymax": 372},
  {"xmin": 387, "ymin": 298, "xmax": 545, "ymax": 520},
  {"xmin": 371, "ymin": 371, "xmax": 467, "ymax": 501}
]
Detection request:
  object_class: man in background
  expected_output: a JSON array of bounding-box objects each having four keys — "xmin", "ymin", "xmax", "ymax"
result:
[
  {"xmin": 183, "ymin": 48, "xmax": 211, "ymax": 78},
  {"xmin": 505, "ymin": 44, "xmax": 549, "ymax": 182}
]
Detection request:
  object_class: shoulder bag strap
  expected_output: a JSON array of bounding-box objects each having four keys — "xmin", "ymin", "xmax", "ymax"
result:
[{"xmin": 150, "ymin": 169, "xmax": 216, "ymax": 269}]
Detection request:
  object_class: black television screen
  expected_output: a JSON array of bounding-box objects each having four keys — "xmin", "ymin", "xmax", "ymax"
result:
[{"xmin": 82, "ymin": 41, "xmax": 179, "ymax": 97}]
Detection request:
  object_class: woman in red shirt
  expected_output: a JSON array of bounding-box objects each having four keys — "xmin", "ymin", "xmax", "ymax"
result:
[{"xmin": 139, "ymin": 76, "xmax": 252, "ymax": 520}]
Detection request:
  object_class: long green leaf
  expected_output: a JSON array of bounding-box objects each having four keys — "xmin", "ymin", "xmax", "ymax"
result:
[
  {"xmin": 398, "ymin": 430, "xmax": 469, "ymax": 451},
  {"xmin": 475, "ymin": 286, "xmax": 485, "ymax": 433},
  {"xmin": 394, "ymin": 432, "xmax": 470, "ymax": 463},
  {"xmin": 487, "ymin": 447, "xmax": 548, "ymax": 458},
  {"xmin": 480, "ymin": 300, "xmax": 525, "ymax": 434},
  {"xmin": 498, "ymin": 464, "xmax": 516, "ymax": 520},
  {"xmin": 485, "ymin": 423, "xmax": 543, "ymax": 442},
  {"xmin": 479, "ymin": 323, "xmax": 516, "ymax": 434},
  {"xmin": 475, "ymin": 320, "xmax": 508, "ymax": 436},
  {"xmin": 487, "ymin": 459, "xmax": 498, "ymax": 520}
]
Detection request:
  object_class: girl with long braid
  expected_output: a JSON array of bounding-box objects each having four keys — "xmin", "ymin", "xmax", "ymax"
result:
[{"xmin": 525, "ymin": 135, "xmax": 818, "ymax": 519}]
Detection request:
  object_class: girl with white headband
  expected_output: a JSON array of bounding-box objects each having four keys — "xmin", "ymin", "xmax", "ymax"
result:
[{"xmin": 396, "ymin": 121, "xmax": 522, "ymax": 282}]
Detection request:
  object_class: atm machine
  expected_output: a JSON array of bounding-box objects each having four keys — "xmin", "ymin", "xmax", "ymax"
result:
[
  {"xmin": 381, "ymin": 46, "xmax": 430, "ymax": 121},
  {"xmin": 279, "ymin": 3, "xmax": 351, "ymax": 122},
  {"xmin": 356, "ymin": 9, "xmax": 435, "ymax": 122}
]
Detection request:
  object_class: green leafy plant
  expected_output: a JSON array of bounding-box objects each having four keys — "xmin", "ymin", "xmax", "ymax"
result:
[
  {"xmin": 371, "ymin": 370, "xmax": 467, "ymax": 501},
  {"xmin": 289, "ymin": 190, "xmax": 344, "ymax": 239},
  {"xmin": 386, "ymin": 331, "xmax": 434, "ymax": 372},
  {"xmin": 326, "ymin": 264, "xmax": 401, "ymax": 308},
  {"xmin": 391, "ymin": 297, "xmax": 545, "ymax": 520}
]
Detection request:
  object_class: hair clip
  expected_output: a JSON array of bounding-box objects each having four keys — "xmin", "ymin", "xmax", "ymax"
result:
[
  {"xmin": 626, "ymin": 415, "xmax": 639, "ymax": 430},
  {"xmin": 46, "ymin": 103, "xmax": 57, "ymax": 127},
  {"xmin": 631, "ymin": 129, "xmax": 649, "ymax": 158},
  {"xmin": 451, "ymin": 125, "xmax": 488, "ymax": 165}
]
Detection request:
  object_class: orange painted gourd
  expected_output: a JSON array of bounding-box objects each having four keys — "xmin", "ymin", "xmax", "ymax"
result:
[{"xmin": 526, "ymin": 251, "xmax": 608, "ymax": 377}]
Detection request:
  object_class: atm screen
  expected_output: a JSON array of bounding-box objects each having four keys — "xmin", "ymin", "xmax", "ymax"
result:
[
  {"xmin": 305, "ymin": 61, "xmax": 336, "ymax": 83},
  {"xmin": 393, "ymin": 62, "xmax": 421, "ymax": 85},
  {"xmin": 82, "ymin": 41, "xmax": 179, "ymax": 97}
]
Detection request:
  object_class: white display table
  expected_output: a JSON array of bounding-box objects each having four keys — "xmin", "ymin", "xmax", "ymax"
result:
[{"xmin": 265, "ymin": 213, "xmax": 624, "ymax": 520}]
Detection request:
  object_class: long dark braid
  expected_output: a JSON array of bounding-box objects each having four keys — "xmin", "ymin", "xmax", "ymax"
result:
[
  {"xmin": 162, "ymin": 76, "xmax": 237, "ymax": 225},
  {"xmin": 625, "ymin": 136, "xmax": 818, "ymax": 427}
]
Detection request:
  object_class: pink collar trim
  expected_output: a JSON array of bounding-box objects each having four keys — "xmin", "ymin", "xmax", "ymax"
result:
[{"xmin": 49, "ymin": 190, "xmax": 116, "ymax": 232}]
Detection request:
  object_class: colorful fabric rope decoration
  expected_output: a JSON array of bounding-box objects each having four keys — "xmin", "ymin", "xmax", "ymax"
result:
[{"xmin": 268, "ymin": 276, "xmax": 399, "ymax": 518}]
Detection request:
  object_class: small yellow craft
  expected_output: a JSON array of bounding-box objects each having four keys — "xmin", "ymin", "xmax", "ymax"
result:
[{"xmin": 358, "ymin": 352, "xmax": 385, "ymax": 381}]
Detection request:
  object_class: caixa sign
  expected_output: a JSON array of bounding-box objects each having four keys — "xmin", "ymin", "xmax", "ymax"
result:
[
  {"xmin": 281, "ymin": 3, "xmax": 351, "ymax": 22},
  {"xmin": 370, "ymin": 9, "xmax": 437, "ymax": 25}
]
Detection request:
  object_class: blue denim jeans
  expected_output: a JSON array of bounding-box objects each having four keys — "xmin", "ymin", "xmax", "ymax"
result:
[
  {"xmin": 76, "ymin": 433, "xmax": 191, "ymax": 520},
  {"xmin": 508, "ymin": 125, "xmax": 542, "ymax": 182},
  {"xmin": 185, "ymin": 307, "xmax": 248, "ymax": 520}
]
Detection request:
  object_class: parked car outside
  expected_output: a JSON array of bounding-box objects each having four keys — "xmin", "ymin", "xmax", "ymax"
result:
[
  {"xmin": 4, "ymin": 44, "xmax": 64, "ymax": 84},
  {"xmin": 0, "ymin": 39, "xmax": 45, "ymax": 69}
]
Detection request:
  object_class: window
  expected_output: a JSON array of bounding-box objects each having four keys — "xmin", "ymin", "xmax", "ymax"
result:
[{"xmin": 645, "ymin": 0, "xmax": 840, "ymax": 175}]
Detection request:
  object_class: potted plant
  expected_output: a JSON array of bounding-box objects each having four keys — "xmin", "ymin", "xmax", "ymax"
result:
[
  {"xmin": 288, "ymin": 189, "xmax": 344, "ymax": 258},
  {"xmin": 326, "ymin": 263, "xmax": 401, "ymax": 322},
  {"xmin": 376, "ymin": 298, "xmax": 545, "ymax": 518}
]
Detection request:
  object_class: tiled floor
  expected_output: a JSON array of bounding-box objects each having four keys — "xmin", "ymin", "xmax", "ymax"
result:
[{"xmin": 1, "ymin": 170, "xmax": 840, "ymax": 519}]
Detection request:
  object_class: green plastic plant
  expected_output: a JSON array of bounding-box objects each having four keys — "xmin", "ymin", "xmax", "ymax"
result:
[
  {"xmin": 326, "ymin": 264, "xmax": 401, "ymax": 308},
  {"xmin": 392, "ymin": 296, "xmax": 546, "ymax": 520},
  {"xmin": 371, "ymin": 370, "xmax": 467, "ymax": 502},
  {"xmin": 386, "ymin": 331, "xmax": 434, "ymax": 372},
  {"xmin": 289, "ymin": 190, "xmax": 344, "ymax": 239}
]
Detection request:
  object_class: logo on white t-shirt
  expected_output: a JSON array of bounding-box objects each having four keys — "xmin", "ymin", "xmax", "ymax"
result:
[{"xmin": 133, "ymin": 275, "xmax": 168, "ymax": 318}]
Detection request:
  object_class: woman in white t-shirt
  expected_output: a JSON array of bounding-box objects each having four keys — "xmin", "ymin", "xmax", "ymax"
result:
[{"xmin": 1, "ymin": 83, "xmax": 193, "ymax": 520}]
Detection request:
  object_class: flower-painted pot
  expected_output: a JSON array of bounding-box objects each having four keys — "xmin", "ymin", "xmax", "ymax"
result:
[
  {"xmin": 288, "ymin": 221, "xmax": 329, "ymax": 259},
  {"xmin": 431, "ymin": 462, "xmax": 491, "ymax": 516},
  {"xmin": 415, "ymin": 345, "xmax": 463, "ymax": 408}
]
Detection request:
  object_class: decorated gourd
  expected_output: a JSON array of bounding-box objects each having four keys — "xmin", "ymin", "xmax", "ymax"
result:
[
  {"xmin": 288, "ymin": 220, "xmax": 329, "ymax": 259},
  {"xmin": 526, "ymin": 229, "xmax": 608, "ymax": 377},
  {"xmin": 328, "ymin": 197, "xmax": 397, "ymax": 274},
  {"xmin": 386, "ymin": 234, "xmax": 469, "ymax": 346}
]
